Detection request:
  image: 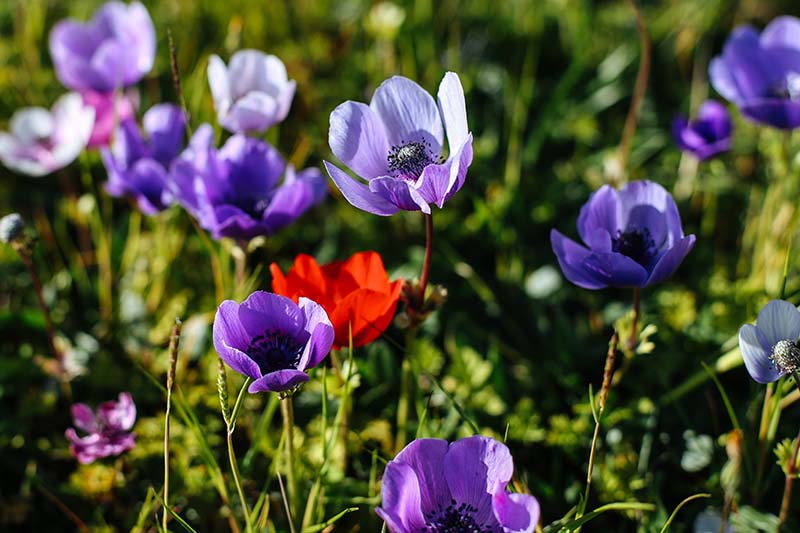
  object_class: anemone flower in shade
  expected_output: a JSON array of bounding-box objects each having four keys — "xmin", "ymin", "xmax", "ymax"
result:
[
  {"xmin": 208, "ymin": 49, "xmax": 296, "ymax": 134},
  {"xmin": 213, "ymin": 291, "xmax": 335, "ymax": 394},
  {"xmin": 170, "ymin": 124, "xmax": 327, "ymax": 241},
  {"xmin": 102, "ymin": 103, "xmax": 186, "ymax": 215},
  {"xmin": 83, "ymin": 90, "xmax": 137, "ymax": 148},
  {"xmin": 738, "ymin": 300, "xmax": 800, "ymax": 383},
  {"xmin": 376, "ymin": 436, "xmax": 540, "ymax": 533},
  {"xmin": 0, "ymin": 93, "xmax": 94, "ymax": 177},
  {"xmin": 65, "ymin": 392, "xmax": 136, "ymax": 464},
  {"xmin": 672, "ymin": 100, "xmax": 733, "ymax": 161},
  {"xmin": 550, "ymin": 180, "xmax": 696, "ymax": 289},
  {"xmin": 710, "ymin": 16, "xmax": 800, "ymax": 129},
  {"xmin": 49, "ymin": 1, "xmax": 155, "ymax": 93},
  {"xmin": 324, "ymin": 72, "xmax": 473, "ymax": 216},
  {"xmin": 271, "ymin": 251, "xmax": 403, "ymax": 350}
]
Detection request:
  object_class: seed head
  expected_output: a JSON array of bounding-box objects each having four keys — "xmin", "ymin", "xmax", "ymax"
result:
[{"xmin": 0, "ymin": 213, "xmax": 25, "ymax": 244}]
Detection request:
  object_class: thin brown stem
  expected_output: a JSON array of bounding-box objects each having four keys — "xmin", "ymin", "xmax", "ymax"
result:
[
  {"xmin": 616, "ymin": 0, "xmax": 651, "ymax": 180},
  {"xmin": 418, "ymin": 213, "xmax": 434, "ymax": 307},
  {"xmin": 778, "ymin": 372, "xmax": 800, "ymax": 529},
  {"xmin": 16, "ymin": 245, "xmax": 62, "ymax": 366},
  {"xmin": 163, "ymin": 319, "xmax": 182, "ymax": 531},
  {"xmin": 167, "ymin": 29, "xmax": 192, "ymax": 137}
]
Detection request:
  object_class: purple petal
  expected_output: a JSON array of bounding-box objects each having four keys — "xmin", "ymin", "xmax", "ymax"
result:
[
  {"xmin": 143, "ymin": 104, "xmax": 186, "ymax": 165},
  {"xmin": 224, "ymin": 93, "xmax": 281, "ymax": 133},
  {"xmin": 550, "ymin": 229, "xmax": 610, "ymax": 290},
  {"xmin": 213, "ymin": 300, "xmax": 262, "ymax": 378},
  {"xmin": 761, "ymin": 16, "xmax": 800, "ymax": 53},
  {"xmin": 444, "ymin": 436, "xmax": 514, "ymax": 524},
  {"xmin": 437, "ymin": 72, "xmax": 469, "ymax": 155},
  {"xmin": 71, "ymin": 403, "xmax": 97, "ymax": 433},
  {"xmin": 416, "ymin": 134, "xmax": 473, "ymax": 208},
  {"xmin": 376, "ymin": 462, "xmax": 427, "ymax": 533},
  {"xmin": 697, "ymin": 101, "xmax": 733, "ymax": 137},
  {"xmin": 493, "ymin": 491, "xmax": 540, "ymax": 533},
  {"xmin": 626, "ymin": 204, "xmax": 667, "ymax": 248},
  {"xmin": 645, "ymin": 235, "xmax": 695, "ymax": 286},
  {"xmin": 370, "ymin": 76, "xmax": 444, "ymax": 154},
  {"xmin": 756, "ymin": 299, "xmax": 800, "ymax": 347},
  {"xmin": 212, "ymin": 204, "xmax": 267, "ymax": 240},
  {"xmin": 617, "ymin": 180, "xmax": 684, "ymax": 247},
  {"xmin": 97, "ymin": 392, "xmax": 136, "ymax": 432},
  {"xmin": 720, "ymin": 26, "xmax": 775, "ymax": 101},
  {"xmin": 261, "ymin": 167, "xmax": 327, "ymax": 233},
  {"xmin": 577, "ymin": 185, "xmax": 620, "ymax": 246},
  {"xmin": 369, "ymin": 177, "xmax": 430, "ymax": 213},
  {"xmin": 219, "ymin": 134, "xmax": 285, "ymax": 197},
  {"xmin": 739, "ymin": 324, "xmax": 783, "ymax": 384},
  {"xmin": 324, "ymin": 161, "xmax": 400, "ymax": 216},
  {"xmin": 740, "ymin": 99, "xmax": 800, "ymax": 129},
  {"xmin": 582, "ymin": 252, "xmax": 648, "ymax": 288},
  {"xmin": 393, "ymin": 438, "xmax": 451, "ymax": 515},
  {"xmin": 248, "ymin": 369, "xmax": 309, "ymax": 393},
  {"xmin": 296, "ymin": 297, "xmax": 334, "ymax": 371},
  {"xmin": 238, "ymin": 291, "xmax": 306, "ymax": 341},
  {"xmin": 329, "ymin": 101, "xmax": 390, "ymax": 179}
]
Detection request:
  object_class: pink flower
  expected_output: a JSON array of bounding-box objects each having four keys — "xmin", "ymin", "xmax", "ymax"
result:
[{"xmin": 65, "ymin": 392, "xmax": 136, "ymax": 464}]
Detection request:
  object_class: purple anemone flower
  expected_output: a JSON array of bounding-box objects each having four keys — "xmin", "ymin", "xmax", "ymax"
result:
[
  {"xmin": 102, "ymin": 103, "xmax": 186, "ymax": 215},
  {"xmin": 672, "ymin": 101, "xmax": 732, "ymax": 160},
  {"xmin": 739, "ymin": 300, "xmax": 800, "ymax": 383},
  {"xmin": 710, "ymin": 16, "xmax": 800, "ymax": 129},
  {"xmin": 207, "ymin": 49, "xmax": 296, "ymax": 134},
  {"xmin": 65, "ymin": 392, "xmax": 136, "ymax": 464},
  {"xmin": 49, "ymin": 1, "xmax": 155, "ymax": 93},
  {"xmin": 324, "ymin": 72, "xmax": 473, "ymax": 216},
  {"xmin": 213, "ymin": 291, "xmax": 334, "ymax": 394},
  {"xmin": 376, "ymin": 436, "xmax": 540, "ymax": 533},
  {"xmin": 550, "ymin": 180, "xmax": 696, "ymax": 289},
  {"xmin": 171, "ymin": 124, "xmax": 327, "ymax": 241},
  {"xmin": 0, "ymin": 93, "xmax": 94, "ymax": 177}
]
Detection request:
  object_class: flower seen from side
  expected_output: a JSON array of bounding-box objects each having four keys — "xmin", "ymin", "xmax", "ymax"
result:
[
  {"xmin": 710, "ymin": 16, "xmax": 800, "ymax": 129},
  {"xmin": 0, "ymin": 93, "xmax": 94, "ymax": 177},
  {"xmin": 83, "ymin": 90, "xmax": 138, "ymax": 148},
  {"xmin": 739, "ymin": 299, "xmax": 800, "ymax": 383},
  {"xmin": 170, "ymin": 124, "xmax": 327, "ymax": 241},
  {"xmin": 550, "ymin": 180, "xmax": 695, "ymax": 289},
  {"xmin": 208, "ymin": 49, "xmax": 296, "ymax": 134},
  {"xmin": 324, "ymin": 72, "xmax": 473, "ymax": 216},
  {"xmin": 102, "ymin": 103, "xmax": 186, "ymax": 215},
  {"xmin": 65, "ymin": 392, "xmax": 137, "ymax": 464},
  {"xmin": 376, "ymin": 436, "xmax": 540, "ymax": 533},
  {"xmin": 672, "ymin": 100, "xmax": 732, "ymax": 160},
  {"xmin": 49, "ymin": 1, "xmax": 156, "ymax": 93},
  {"xmin": 271, "ymin": 251, "xmax": 402, "ymax": 350},
  {"xmin": 213, "ymin": 291, "xmax": 334, "ymax": 394}
]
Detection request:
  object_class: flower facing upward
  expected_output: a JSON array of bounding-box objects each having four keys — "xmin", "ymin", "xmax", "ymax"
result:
[
  {"xmin": 550, "ymin": 180, "xmax": 695, "ymax": 289},
  {"xmin": 739, "ymin": 300, "xmax": 800, "ymax": 383},
  {"xmin": 213, "ymin": 291, "xmax": 334, "ymax": 394},
  {"xmin": 170, "ymin": 124, "xmax": 327, "ymax": 241},
  {"xmin": 65, "ymin": 392, "xmax": 136, "ymax": 464},
  {"xmin": 271, "ymin": 251, "xmax": 403, "ymax": 350},
  {"xmin": 208, "ymin": 49, "xmax": 297, "ymax": 134},
  {"xmin": 102, "ymin": 104, "xmax": 186, "ymax": 215},
  {"xmin": 672, "ymin": 101, "xmax": 732, "ymax": 160},
  {"xmin": 376, "ymin": 436, "xmax": 540, "ymax": 533},
  {"xmin": 49, "ymin": 1, "xmax": 155, "ymax": 93},
  {"xmin": 710, "ymin": 16, "xmax": 800, "ymax": 129},
  {"xmin": 0, "ymin": 93, "xmax": 94, "ymax": 177},
  {"xmin": 324, "ymin": 72, "xmax": 473, "ymax": 216}
]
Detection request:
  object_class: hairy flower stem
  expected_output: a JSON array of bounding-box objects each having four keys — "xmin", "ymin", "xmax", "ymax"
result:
[
  {"xmin": 167, "ymin": 29, "xmax": 192, "ymax": 136},
  {"xmin": 576, "ymin": 332, "xmax": 619, "ymax": 529},
  {"xmin": 163, "ymin": 319, "xmax": 182, "ymax": 531},
  {"xmin": 778, "ymin": 371, "xmax": 800, "ymax": 530},
  {"xmin": 396, "ymin": 325, "xmax": 417, "ymax": 454},
  {"xmin": 223, "ymin": 376, "xmax": 253, "ymax": 533},
  {"xmin": 616, "ymin": 0, "xmax": 651, "ymax": 181},
  {"xmin": 418, "ymin": 213, "xmax": 434, "ymax": 307},
  {"xmin": 281, "ymin": 396, "xmax": 298, "ymax": 527}
]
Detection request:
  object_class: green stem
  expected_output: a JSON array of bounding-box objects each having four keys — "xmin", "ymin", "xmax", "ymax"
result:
[
  {"xmin": 778, "ymin": 372, "xmax": 800, "ymax": 530},
  {"xmin": 418, "ymin": 213, "xmax": 434, "ymax": 307},
  {"xmin": 395, "ymin": 337, "xmax": 413, "ymax": 454},
  {"xmin": 163, "ymin": 320, "xmax": 181, "ymax": 531},
  {"xmin": 281, "ymin": 396, "xmax": 298, "ymax": 528},
  {"xmin": 227, "ymin": 430, "xmax": 253, "ymax": 533}
]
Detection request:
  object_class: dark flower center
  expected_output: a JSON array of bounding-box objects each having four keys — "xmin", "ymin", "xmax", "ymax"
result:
[
  {"xmin": 247, "ymin": 329, "xmax": 305, "ymax": 375},
  {"xmin": 770, "ymin": 339, "xmax": 800, "ymax": 374},
  {"xmin": 387, "ymin": 140, "xmax": 436, "ymax": 181},
  {"xmin": 612, "ymin": 228, "xmax": 657, "ymax": 267},
  {"xmin": 768, "ymin": 73, "xmax": 800, "ymax": 101},
  {"xmin": 422, "ymin": 499, "xmax": 498, "ymax": 533}
]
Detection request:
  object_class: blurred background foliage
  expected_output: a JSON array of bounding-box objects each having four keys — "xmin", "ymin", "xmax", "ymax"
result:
[{"xmin": 2, "ymin": 0, "xmax": 800, "ymax": 531}]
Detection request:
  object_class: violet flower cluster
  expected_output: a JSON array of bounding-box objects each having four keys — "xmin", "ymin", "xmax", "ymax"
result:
[
  {"xmin": 65, "ymin": 392, "xmax": 137, "ymax": 464},
  {"xmin": 376, "ymin": 436, "xmax": 540, "ymax": 533}
]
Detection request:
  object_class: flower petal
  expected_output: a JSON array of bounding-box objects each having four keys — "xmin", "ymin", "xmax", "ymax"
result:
[
  {"xmin": 71, "ymin": 403, "xmax": 97, "ymax": 433},
  {"xmin": 223, "ymin": 92, "xmax": 281, "ymax": 133},
  {"xmin": 617, "ymin": 180, "xmax": 684, "ymax": 247},
  {"xmin": 740, "ymin": 98, "xmax": 800, "ymax": 130},
  {"xmin": 577, "ymin": 185, "xmax": 620, "ymax": 246},
  {"xmin": 297, "ymin": 297, "xmax": 334, "ymax": 370},
  {"xmin": 393, "ymin": 438, "xmax": 451, "ymax": 516},
  {"xmin": 550, "ymin": 230, "xmax": 609, "ymax": 290},
  {"xmin": 261, "ymin": 166, "xmax": 327, "ymax": 233},
  {"xmin": 370, "ymin": 76, "xmax": 443, "ymax": 154},
  {"xmin": 369, "ymin": 176, "xmax": 430, "ymax": 213},
  {"xmin": 329, "ymin": 101, "xmax": 390, "ymax": 179},
  {"xmin": 143, "ymin": 104, "xmax": 186, "ymax": 165},
  {"xmin": 238, "ymin": 291, "xmax": 306, "ymax": 341},
  {"xmin": 582, "ymin": 252, "xmax": 648, "ymax": 288},
  {"xmin": 213, "ymin": 300, "xmax": 263, "ymax": 379},
  {"xmin": 739, "ymin": 324, "xmax": 783, "ymax": 384},
  {"xmin": 248, "ymin": 369, "xmax": 309, "ymax": 393},
  {"xmin": 756, "ymin": 299, "xmax": 800, "ymax": 347},
  {"xmin": 324, "ymin": 161, "xmax": 400, "ymax": 216},
  {"xmin": 375, "ymin": 462, "xmax": 427, "ymax": 533},
  {"xmin": 493, "ymin": 491, "xmax": 540, "ymax": 533},
  {"xmin": 437, "ymin": 72, "xmax": 469, "ymax": 155},
  {"xmin": 645, "ymin": 235, "xmax": 695, "ymax": 286}
]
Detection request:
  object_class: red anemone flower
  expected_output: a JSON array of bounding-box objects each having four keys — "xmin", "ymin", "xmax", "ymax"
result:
[{"xmin": 270, "ymin": 251, "xmax": 402, "ymax": 350}]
